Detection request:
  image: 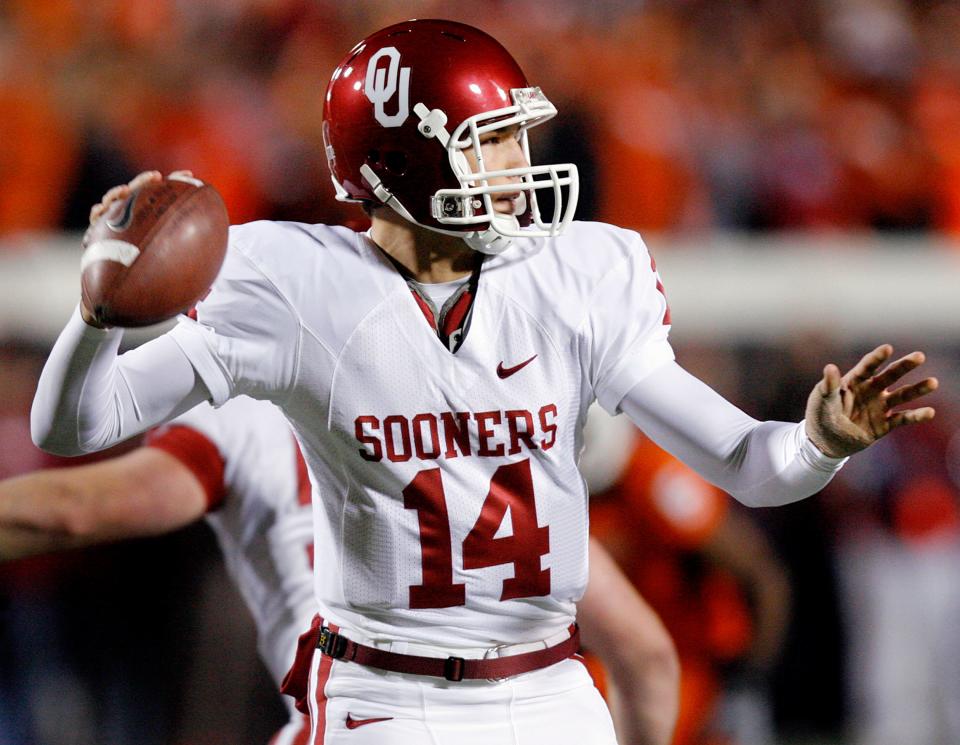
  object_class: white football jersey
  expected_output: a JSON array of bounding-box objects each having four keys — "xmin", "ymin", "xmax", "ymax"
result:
[
  {"xmin": 168, "ymin": 220, "xmax": 673, "ymax": 646},
  {"xmin": 146, "ymin": 396, "xmax": 315, "ymax": 686}
]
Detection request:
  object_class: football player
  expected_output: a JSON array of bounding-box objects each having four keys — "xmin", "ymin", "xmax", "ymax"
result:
[
  {"xmin": 5, "ymin": 397, "xmax": 315, "ymax": 744},
  {"xmin": 31, "ymin": 19, "xmax": 936, "ymax": 745},
  {"xmin": 3, "ymin": 397, "xmax": 679, "ymax": 745}
]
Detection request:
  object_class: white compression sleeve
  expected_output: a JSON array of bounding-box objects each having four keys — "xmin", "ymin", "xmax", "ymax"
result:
[
  {"xmin": 31, "ymin": 306, "xmax": 210, "ymax": 456},
  {"xmin": 618, "ymin": 361, "xmax": 846, "ymax": 507}
]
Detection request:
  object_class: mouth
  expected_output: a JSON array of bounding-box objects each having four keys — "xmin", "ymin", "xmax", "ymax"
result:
[{"xmin": 494, "ymin": 192, "xmax": 521, "ymax": 210}]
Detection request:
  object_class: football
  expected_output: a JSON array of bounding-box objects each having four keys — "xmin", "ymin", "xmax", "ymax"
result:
[{"xmin": 80, "ymin": 174, "xmax": 229, "ymax": 327}]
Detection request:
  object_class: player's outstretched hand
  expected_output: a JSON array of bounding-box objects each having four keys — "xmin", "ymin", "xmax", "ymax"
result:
[{"xmin": 804, "ymin": 345, "xmax": 938, "ymax": 458}]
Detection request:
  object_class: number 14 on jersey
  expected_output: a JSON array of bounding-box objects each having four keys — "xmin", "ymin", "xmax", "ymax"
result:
[{"xmin": 404, "ymin": 459, "xmax": 551, "ymax": 609}]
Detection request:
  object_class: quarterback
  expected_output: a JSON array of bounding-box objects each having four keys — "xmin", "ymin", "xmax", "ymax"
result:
[{"xmin": 32, "ymin": 19, "xmax": 936, "ymax": 745}]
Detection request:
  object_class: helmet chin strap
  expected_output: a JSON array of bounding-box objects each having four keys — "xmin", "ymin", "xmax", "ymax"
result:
[
  {"xmin": 462, "ymin": 209, "xmax": 524, "ymax": 255},
  {"xmin": 462, "ymin": 224, "xmax": 514, "ymax": 255},
  {"xmin": 360, "ymin": 163, "xmax": 517, "ymax": 255}
]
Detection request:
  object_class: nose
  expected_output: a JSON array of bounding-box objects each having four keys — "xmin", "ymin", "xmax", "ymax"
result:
[{"xmin": 504, "ymin": 136, "xmax": 528, "ymax": 171}]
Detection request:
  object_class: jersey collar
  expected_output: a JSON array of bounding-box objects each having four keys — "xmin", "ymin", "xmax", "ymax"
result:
[{"xmin": 378, "ymin": 248, "xmax": 484, "ymax": 354}]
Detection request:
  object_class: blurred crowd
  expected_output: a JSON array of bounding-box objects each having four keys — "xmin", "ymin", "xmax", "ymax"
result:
[
  {"xmin": 4, "ymin": 0, "xmax": 960, "ymax": 237},
  {"xmin": 2, "ymin": 1, "xmax": 960, "ymax": 744}
]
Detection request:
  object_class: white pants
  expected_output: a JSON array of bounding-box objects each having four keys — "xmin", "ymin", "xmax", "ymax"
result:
[{"xmin": 305, "ymin": 653, "xmax": 619, "ymax": 745}]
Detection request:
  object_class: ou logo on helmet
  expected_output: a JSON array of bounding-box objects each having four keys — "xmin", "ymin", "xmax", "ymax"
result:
[{"xmin": 365, "ymin": 47, "xmax": 411, "ymax": 128}]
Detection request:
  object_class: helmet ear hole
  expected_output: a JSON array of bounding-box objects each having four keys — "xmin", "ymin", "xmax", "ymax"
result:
[{"xmin": 384, "ymin": 151, "xmax": 409, "ymax": 176}]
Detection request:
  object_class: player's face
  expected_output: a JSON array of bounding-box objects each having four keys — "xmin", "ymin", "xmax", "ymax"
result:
[{"xmin": 464, "ymin": 124, "xmax": 527, "ymax": 215}]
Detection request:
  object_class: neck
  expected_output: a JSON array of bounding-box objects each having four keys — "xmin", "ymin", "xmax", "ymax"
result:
[{"xmin": 370, "ymin": 209, "xmax": 475, "ymax": 283}]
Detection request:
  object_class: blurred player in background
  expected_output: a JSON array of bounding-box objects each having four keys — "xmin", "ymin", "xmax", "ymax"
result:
[
  {"xmin": 31, "ymin": 18, "xmax": 937, "ymax": 745},
  {"xmin": 754, "ymin": 339, "xmax": 960, "ymax": 745},
  {"xmin": 2, "ymin": 397, "xmax": 680, "ymax": 745},
  {"xmin": 579, "ymin": 537, "xmax": 681, "ymax": 745},
  {"xmin": 581, "ymin": 407, "xmax": 790, "ymax": 745},
  {"xmin": 827, "ymin": 412, "xmax": 960, "ymax": 745},
  {"xmin": 3, "ymin": 397, "xmax": 316, "ymax": 745}
]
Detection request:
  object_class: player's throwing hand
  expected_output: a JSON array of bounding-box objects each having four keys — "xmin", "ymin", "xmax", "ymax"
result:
[{"xmin": 804, "ymin": 344, "xmax": 938, "ymax": 458}]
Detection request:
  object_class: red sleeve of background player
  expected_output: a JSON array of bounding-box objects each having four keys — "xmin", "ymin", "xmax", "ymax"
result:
[{"xmin": 143, "ymin": 425, "xmax": 228, "ymax": 512}]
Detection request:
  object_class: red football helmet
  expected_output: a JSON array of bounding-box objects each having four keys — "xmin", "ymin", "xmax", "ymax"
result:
[{"xmin": 323, "ymin": 19, "xmax": 579, "ymax": 254}]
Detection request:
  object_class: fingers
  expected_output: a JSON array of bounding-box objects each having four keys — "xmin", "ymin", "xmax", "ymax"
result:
[
  {"xmin": 887, "ymin": 407, "xmax": 936, "ymax": 429},
  {"xmin": 819, "ymin": 363, "xmax": 842, "ymax": 396},
  {"xmin": 130, "ymin": 170, "xmax": 163, "ymax": 189},
  {"xmin": 869, "ymin": 351, "xmax": 926, "ymax": 391},
  {"xmin": 89, "ymin": 184, "xmax": 131, "ymax": 224},
  {"xmin": 845, "ymin": 344, "xmax": 894, "ymax": 386},
  {"xmin": 88, "ymin": 170, "xmax": 162, "ymax": 225},
  {"xmin": 885, "ymin": 377, "xmax": 939, "ymax": 408}
]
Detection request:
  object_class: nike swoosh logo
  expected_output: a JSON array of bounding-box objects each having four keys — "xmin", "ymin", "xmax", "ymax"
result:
[
  {"xmin": 497, "ymin": 354, "xmax": 538, "ymax": 379},
  {"xmin": 345, "ymin": 714, "xmax": 394, "ymax": 730},
  {"xmin": 106, "ymin": 190, "xmax": 138, "ymax": 232}
]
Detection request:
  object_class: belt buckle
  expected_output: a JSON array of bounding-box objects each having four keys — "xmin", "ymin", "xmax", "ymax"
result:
[
  {"xmin": 443, "ymin": 655, "xmax": 466, "ymax": 682},
  {"xmin": 483, "ymin": 643, "xmax": 511, "ymax": 683},
  {"xmin": 318, "ymin": 626, "xmax": 347, "ymax": 659}
]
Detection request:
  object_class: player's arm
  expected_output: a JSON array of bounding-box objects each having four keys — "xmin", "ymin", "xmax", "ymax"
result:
[
  {"xmin": 589, "ymin": 233, "xmax": 936, "ymax": 507},
  {"xmin": 579, "ymin": 538, "xmax": 679, "ymax": 745},
  {"xmin": 30, "ymin": 309, "xmax": 210, "ymax": 456},
  {"xmin": 701, "ymin": 508, "xmax": 791, "ymax": 673},
  {"xmin": 618, "ymin": 349, "xmax": 936, "ymax": 507},
  {"xmin": 31, "ymin": 172, "xmax": 211, "ymax": 456},
  {"xmin": 0, "ymin": 448, "xmax": 208, "ymax": 561},
  {"xmin": 31, "ymin": 173, "xmax": 299, "ymax": 457}
]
